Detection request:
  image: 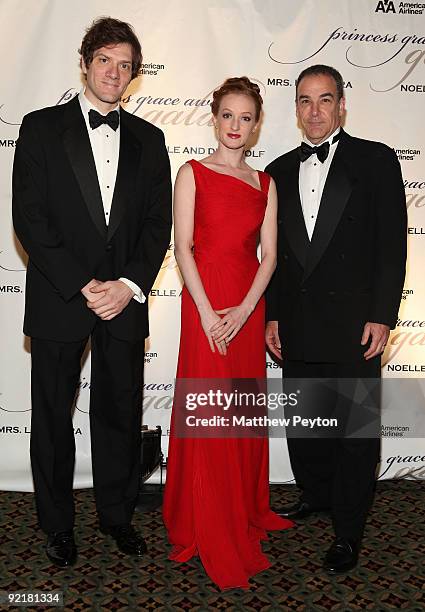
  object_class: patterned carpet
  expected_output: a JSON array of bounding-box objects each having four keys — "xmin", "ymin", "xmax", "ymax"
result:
[{"xmin": 1, "ymin": 481, "xmax": 424, "ymax": 611}]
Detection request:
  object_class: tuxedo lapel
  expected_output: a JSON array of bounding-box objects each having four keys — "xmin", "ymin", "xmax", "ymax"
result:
[
  {"xmin": 303, "ymin": 131, "xmax": 354, "ymax": 281},
  {"xmin": 107, "ymin": 111, "xmax": 142, "ymax": 242},
  {"xmin": 62, "ymin": 97, "xmax": 107, "ymax": 240},
  {"xmin": 282, "ymin": 152, "xmax": 310, "ymax": 270}
]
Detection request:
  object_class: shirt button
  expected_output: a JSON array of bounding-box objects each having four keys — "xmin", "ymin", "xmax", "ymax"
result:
[
  {"xmin": 312, "ymin": 189, "xmax": 315, "ymax": 192},
  {"xmin": 106, "ymin": 185, "xmax": 110, "ymax": 189},
  {"xmin": 311, "ymin": 215, "xmax": 314, "ymax": 219},
  {"xmin": 107, "ymin": 159, "xmax": 110, "ymax": 163}
]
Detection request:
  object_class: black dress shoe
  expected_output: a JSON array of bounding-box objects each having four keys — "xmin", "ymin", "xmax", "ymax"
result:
[
  {"xmin": 100, "ymin": 524, "xmax": 147, "ymax": 557},
  {"xmin": 276, "ymin": 501, "xmax": 327, "ymax": 520},
  {"xmin": 323, "ymin": 538, "xmax": 359, "ymax": 574},
  {"xmin": 45, "ymin": 530, "xmax": 77, "ymax": 567}
]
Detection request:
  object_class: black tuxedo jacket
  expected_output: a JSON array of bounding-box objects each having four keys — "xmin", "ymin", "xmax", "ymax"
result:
[
  {"xmin": 12, "ymin": 96, "xmax": 172, "ymax": 343},
  {"xmin": 265, "ymin": 129, "xmax": 407, "ymax": 362}
]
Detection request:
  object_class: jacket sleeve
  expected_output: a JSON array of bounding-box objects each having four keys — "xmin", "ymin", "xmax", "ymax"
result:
[
  {"xmin": 120, "ymin": 130, "xmax": 172, "ymax": 297},
  {"xmin": 12, "ymin": 114, "xmax": 92, "ymax": 302},
  {"xmin": 369, "ymin": 147, "xmax": 407, "ymax": 328}
]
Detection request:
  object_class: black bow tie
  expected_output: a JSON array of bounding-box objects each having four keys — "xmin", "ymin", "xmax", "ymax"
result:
[
  {"xmin": 298, "ymin": 132, "xmax": 341, "ymax": 163},
  {"xmin": 88, "ymin": 109, "xmax": 119, "ymax": 131}
]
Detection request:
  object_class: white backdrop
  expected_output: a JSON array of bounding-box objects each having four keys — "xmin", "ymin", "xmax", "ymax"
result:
[{"xmin": 1, "ymin": 0, "xmax": 424, "ymax": 491}]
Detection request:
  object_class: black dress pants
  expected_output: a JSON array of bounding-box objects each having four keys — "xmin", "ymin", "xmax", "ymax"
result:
[
  {"xmin": 30, "ymin": 321, "xmax": 144, "ymax": 534},
  {"xmin": 283, "ymin": 357, "xmax": 381, "ymax": 542}
]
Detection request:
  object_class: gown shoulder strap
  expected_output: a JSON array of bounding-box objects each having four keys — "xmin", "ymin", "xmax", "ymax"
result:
[{"xmin": 259, "ymin": 170, "xmax": 271, "ymax": 194}]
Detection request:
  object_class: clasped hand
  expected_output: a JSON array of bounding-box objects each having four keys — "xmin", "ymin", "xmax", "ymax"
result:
[
  {"xmin": 81, "ymin": 279, "xmax": 134, "ymax": 321},
  {"xmin": 211, "ymin": 304, "xmax": 251, "ymax": 345},
  {"xmin": 200, "ymin": 305, "xmax": 250, "ymax": 356}
]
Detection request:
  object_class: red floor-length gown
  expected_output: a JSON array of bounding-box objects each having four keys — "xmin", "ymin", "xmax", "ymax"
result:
[{"xmin": 162, "ymin": 159, "xmax": 293, "ymax": 590}]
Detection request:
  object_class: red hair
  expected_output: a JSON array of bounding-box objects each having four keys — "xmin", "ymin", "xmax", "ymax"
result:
[{"xmin": 211, "ymin": 77, "xmax": 263, "ymax": 121}]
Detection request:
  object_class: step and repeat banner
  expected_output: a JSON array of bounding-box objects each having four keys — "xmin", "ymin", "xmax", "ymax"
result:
[{"xmin": 0, "ymin": 0, "xmax": 424, "ymax": 490}]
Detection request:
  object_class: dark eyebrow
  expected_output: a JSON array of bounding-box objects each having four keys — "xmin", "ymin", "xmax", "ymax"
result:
[
  {"xmin": 95, "ymin": 52, "xmax": 131, "ymax": 63},
  {"xmin": 298, "ymin": 92, "xmax": 335, "ymax": 101}
]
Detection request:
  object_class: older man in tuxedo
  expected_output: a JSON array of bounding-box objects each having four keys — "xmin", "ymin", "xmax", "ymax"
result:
[
  {"xmin": 12, "ymin": 17, "xmax": 171, "ymax": 566},
  {"xmin": 265, "ymin": 64, "xmax": 406, "ymax": 573}
]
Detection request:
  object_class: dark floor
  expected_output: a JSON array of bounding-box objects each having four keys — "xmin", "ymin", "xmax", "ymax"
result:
[{"xmin": 1, "ymin": 481, "xmax": 424, "ymax": 611}]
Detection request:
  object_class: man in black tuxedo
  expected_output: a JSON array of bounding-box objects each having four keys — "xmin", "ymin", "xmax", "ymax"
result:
[
  {"xmin": 265, "ymin": 65, "xmax": 406, "ymax": 573},
  {"xmin": 12, "ymin": 17, "xmax": 171, "ymax": 566}
]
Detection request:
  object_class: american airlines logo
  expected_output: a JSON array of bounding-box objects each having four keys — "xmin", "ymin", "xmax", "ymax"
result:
[
  {"xmin": 375, "ymin": 0, "xmax": 396, "ymax": 13},
  {"xmin": 375, "ymin": 0, "xmax": 425, "ymax": 14}
]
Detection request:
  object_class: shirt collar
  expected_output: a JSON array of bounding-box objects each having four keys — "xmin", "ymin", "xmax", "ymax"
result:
[
  {"xmin": 78, "ymin": 89, "xmax": 120, "ymax": 117},
  {"xmin": 303, "ymin": 126, "xmax": 341, "ymax": 148}
]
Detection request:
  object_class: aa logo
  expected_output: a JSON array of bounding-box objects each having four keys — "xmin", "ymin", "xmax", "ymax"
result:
[{"xmin": 375, "ymin": 0, "xmax": 396, "ymax": 12}]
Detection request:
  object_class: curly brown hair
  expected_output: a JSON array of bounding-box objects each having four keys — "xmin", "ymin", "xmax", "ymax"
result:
[
  {"xmin": 79, "ymin": 17, "xmax": 142, "ymax": 80},
  {"xmin": 211, "ymin": 77, "xmax": 263, "ymax": 121}
]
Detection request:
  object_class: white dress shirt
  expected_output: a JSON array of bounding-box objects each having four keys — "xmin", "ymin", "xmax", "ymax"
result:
[
  {"xmin": 79, "ymin": 91, "xmax": 144, "ymax": 302},
  {"xmin": 299, "ymin": 127, "xmax": 341, "ymax": 240}
]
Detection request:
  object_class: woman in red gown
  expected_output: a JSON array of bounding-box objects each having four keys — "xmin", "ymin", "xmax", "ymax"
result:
[{"xmin": 162, "ymin": 77, "xmax": 293, "ymax": 590}]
